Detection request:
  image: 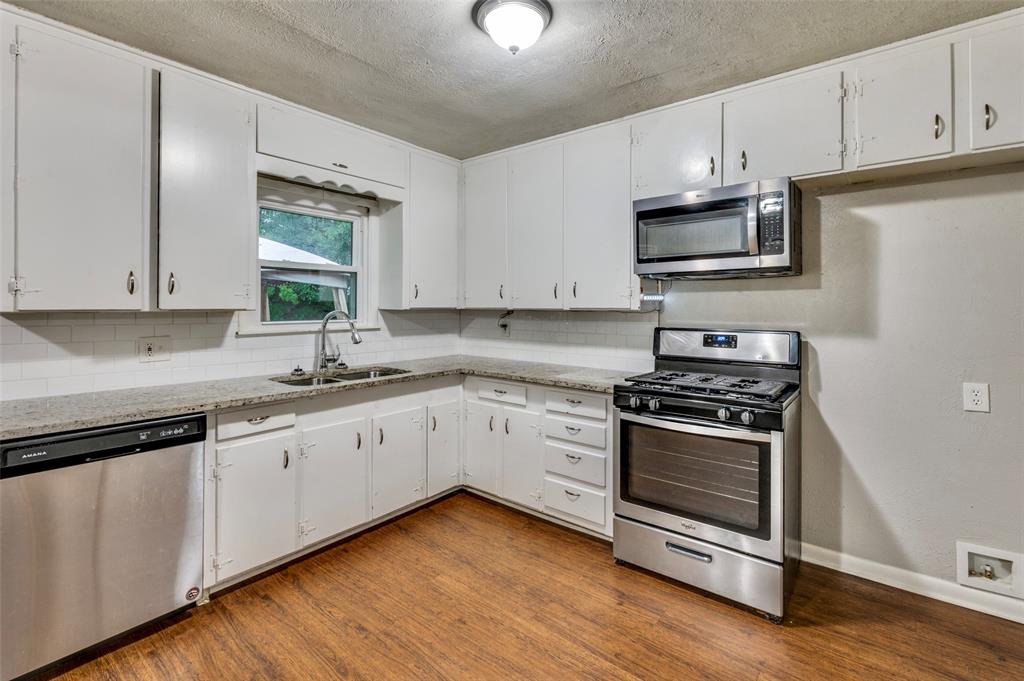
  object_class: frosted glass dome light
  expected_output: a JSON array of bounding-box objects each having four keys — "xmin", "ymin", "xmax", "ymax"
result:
[{"xmin": 473, "ymin": 0, "xmax": 552, "ymax": 55}]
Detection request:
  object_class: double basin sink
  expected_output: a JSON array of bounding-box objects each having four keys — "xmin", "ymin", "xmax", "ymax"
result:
[{"xmin": 273, "ymin": 366, "xmax": 409, "ymax": 388}]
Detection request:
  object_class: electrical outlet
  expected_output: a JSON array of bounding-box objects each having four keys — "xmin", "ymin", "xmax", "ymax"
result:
[
  {"xmin": 962, "ymin": 382, "xmax": 990, "ymax": 412},
  {"xmin": 138, "ymin": 336, "xmax": 171, "ymax": 363}
]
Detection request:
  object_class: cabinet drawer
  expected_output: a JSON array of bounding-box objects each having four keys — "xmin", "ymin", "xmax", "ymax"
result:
[
  {"xmin": 544, "ymin": 415, "xmax": 606, "ymax": 449},
  {"xmin": 477, "ymin": 380, "xmax": 527, "ymax": 406},
  {"xmin": 257, "ymin": 103, "xmax": 408, "ymax": 188},
  {"xmin": 544, "ymin": 443, "xmax": 606, "ymax": 487},
  {"xmin": 545, "ymin": 390, "xmax": 607, "ymax": 419},
  {"xmin": 544, "ymin": 477, "xmax": 606, "ymax": 526},
  {"xmin": 217, "ymin": 404, "xmax": 296, "ymax": 440}
]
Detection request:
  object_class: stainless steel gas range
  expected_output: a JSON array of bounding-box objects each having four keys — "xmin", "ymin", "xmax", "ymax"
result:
[{"xmin": 612, "ymin": 328, "xmax": 801, "ymax": 622}]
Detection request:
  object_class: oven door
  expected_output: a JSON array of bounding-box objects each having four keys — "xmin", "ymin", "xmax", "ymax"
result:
[
  {"xmin": 613, "ymin": 411, "xmax": 783, "ymax": 562},
  {"xmin": 634, "ymin": 188, "xmax": 760, "ymax": 276}
]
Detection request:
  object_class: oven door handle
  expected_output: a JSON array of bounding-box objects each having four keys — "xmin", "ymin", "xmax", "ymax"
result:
[{"xmin": 618, "ymin": 412, "xmax": 772, "ymax": 443}]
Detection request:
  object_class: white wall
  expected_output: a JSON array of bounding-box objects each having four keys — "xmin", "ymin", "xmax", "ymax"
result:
[
  {"xmin": 661, "ymin": 165, "xmax": 1024, "ymax": 588},
  {"xmin": 0, "ymin": 310, "xmax": 460, "ymax": 400}
]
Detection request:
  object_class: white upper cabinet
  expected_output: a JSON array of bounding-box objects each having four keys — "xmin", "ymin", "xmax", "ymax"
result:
[
  {"xmin": 563, "ymin": 123, "xmax": 635, "ymax": 310},
  {"xmin": 257, "ymin": 102, "xmax": 408, "ymax": 188},
  {"xmin": 631, "ymin": 98, "xmax": 723, "ymax": 199},
  {"xmin": 159, "ymin": 71, "xmax": 256, "ymax": 310},
  {"xmin": 463, "ymin": 156, "xmax": 509, "ymax": 309},
  {"xmin": 10, "ymin": 26, "xmax": 148, "ymax": 310},
  {"xmin": 427, "ymin": 401, "xmax": 461, "ymax": 496},
  {"xmin": 408, "ymin": 152, "xmax": 459, "ymax": 308},
  {"xmin": 723, "ymin": 69, "xmax": 845, "ymax": 184},
  {"xmin": 508, "ymin": 142, "xmax": 564, "ymax": 309},
  {"xmin": 371, "ymin": 406, "xmax": 426, "ymax": 518},
  {"xmin": 969, "ymin": 24, "xmax": 1024, "ymax": 150},
  {"xmin": 853, "ymin": 45, "xmax": 953, "ymax": 167},
  {"xmin": 299, "ymin": 417, "xmax": 369, "ymax": 546}
]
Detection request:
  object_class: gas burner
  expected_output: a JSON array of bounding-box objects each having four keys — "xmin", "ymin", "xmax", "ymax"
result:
[{"xmin": 625, "ymin": 370, "xmax": 792, "ymax": 402}]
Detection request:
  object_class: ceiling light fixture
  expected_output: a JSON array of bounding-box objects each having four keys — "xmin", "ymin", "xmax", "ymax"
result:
[{"xmin": 473, "ymin": 0, "xmax": 552, "ymax": 55}]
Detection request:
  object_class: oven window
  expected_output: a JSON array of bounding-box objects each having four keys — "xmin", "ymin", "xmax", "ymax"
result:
[
  {"xmin": 636, "ymin": 204, "xmax": 751, "ymax": 262},
  {"xmin": 620, "ymin": 421, "xmax": 771, "ymax": 539}
]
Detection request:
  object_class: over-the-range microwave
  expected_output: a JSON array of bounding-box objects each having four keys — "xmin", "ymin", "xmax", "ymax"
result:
[{"xmin": 633, "ymin": 177, "xmax": 801, "ymax": 279}]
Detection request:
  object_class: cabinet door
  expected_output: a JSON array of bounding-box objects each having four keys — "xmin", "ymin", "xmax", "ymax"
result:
[
  {"xmin": 159, "ymin": 71, "xmax": 256, "ymax": 309},
  {"xmin": 371, "ymin": 406, "xmax": 426, "ymax": 518},
  {"xmin": 969, "ymin": 24, "xmax": 1024, "ymax": 150},
  {"xmin": 257, "ymin": 103, "xmax": 408, "ymax": 188},
  {"xmin": 408, "ymin": 153, "xmax": 459, "ymax": 308},
  {"xmin": 214, "ymin": 430, "xmax": 298, "ymax": 582},
  {"xmin": 500, "ymin": 407, "xmax": 544, "ymax": 510},
  {"xmin": 464, "ymin": 400, "xmax": 501, "ymax": 494},
  {"xmin": 509, "ymin": 143, "xmax": 563, "ymax": 309},
  {"xmin": 427, "ymin": 401, "xmax": 461, "ymax": 496},
  {"xmin": 463, "ymin": 156, "xmax": 509, "ymax": 309},
  {"xmin": 723, "ymin": 70, "xmax": 844, "ymax": 184},
  {"xmin": 631, "ymin": 99, "xmax": 722, "ymax": 200},
  {"xmin": 300, "ymin": 417, "xmax": 369, "ymax": 546},
  {"xmin": 564, "ymin": 124, "xmax": 633, "ymax": 310},
  {"xmin": 13, "ymin": 26, "xmax": 146, "ymax": 310},
  {"xmin": 854, "ymin": 45, "xmax": 952, "ymax": 167}
]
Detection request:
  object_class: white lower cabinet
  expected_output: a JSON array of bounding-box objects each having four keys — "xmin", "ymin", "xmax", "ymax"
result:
[
  {"xmin": 500, "ymin": 407, "xmax": 544, "ymax": 510},
  {"xmin": 464, "ymin": 399, "xmax": 501, "ymax": 494},
  {"xmin": 213, "ymin": 429, "xmax": 299, "ymax": 582},
  {"xmin": 299, "ymin": 417, "xmax": 369, "ymax": 546},
  {"xmin": 427, "ymin": 401, "xmax": 462, "ymax": 496},
  {"xmin": 371, "ymin": 406, "xmax": 427, "ymax": 518}
]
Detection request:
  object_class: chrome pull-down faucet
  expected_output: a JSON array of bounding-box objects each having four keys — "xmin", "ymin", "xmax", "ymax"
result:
[{"xmin": 318, "ymin": 309, "xmax": 362, "ymax": 372}]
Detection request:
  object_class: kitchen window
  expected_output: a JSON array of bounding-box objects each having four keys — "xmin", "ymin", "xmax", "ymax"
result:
[{"xmin": 238, "ymin": 177, "xmax": 375, "ymax": 335}]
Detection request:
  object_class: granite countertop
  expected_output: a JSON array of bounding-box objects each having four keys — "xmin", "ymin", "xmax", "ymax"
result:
[{"xmin": 0, "ymin": 355, "xmax": 635, "ymax": 441}]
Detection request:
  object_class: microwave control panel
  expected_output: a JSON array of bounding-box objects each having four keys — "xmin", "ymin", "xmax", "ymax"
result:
[{"xmin": 758, "ymin": 191, "xmax": 786, "ymax": 255}]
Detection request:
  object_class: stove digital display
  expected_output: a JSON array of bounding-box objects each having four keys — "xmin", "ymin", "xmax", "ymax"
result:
[{"xmin": 703, "ymin": 333, "xmax": 737, "ymax": 349}]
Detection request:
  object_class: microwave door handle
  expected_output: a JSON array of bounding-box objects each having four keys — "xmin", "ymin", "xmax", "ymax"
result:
[{"xmin": 746, "ymin": 196, "xmax": 760, "ymax": 256}]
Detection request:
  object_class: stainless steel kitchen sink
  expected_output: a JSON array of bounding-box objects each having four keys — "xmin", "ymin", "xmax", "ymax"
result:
[
  {"xmin": 272, "ymin": 367, "xmax": 409, "ymax": 387},
  {"xmin": 332, "ymin": 368, "xmax": 409, "ymax": 381},
  {"xmin": 277, "ymin": 376, "xmax": 344, "ymax": 387}
]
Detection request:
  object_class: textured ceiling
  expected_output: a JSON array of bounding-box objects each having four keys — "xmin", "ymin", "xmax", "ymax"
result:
[{"xmin": 10, "ymin": 0, "xmax": 1022, "ymax": 158}]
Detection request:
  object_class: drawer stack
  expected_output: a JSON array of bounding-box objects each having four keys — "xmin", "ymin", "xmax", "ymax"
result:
[{"xmin": 541, "ymin": 389, "xmax": 612, "ymax": 536}]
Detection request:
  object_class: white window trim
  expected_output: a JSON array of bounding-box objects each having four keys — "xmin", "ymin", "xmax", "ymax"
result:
[{"xmin": 238, "ymin": 179, "xmax": 381, "ymax": 336}]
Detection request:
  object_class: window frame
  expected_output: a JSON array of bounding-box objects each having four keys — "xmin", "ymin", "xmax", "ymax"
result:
[{"xmin": 237, "ymin": 178, "xmax": 379, "ymax": 336}]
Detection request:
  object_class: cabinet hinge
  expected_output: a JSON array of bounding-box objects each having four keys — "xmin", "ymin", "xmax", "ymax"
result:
[
  {"xmin": 9, "ymin": 42, "xmax": 22, "ymax": 58},
  {"xmin": 299, "ymin": 442, "xmax": 316, "ymax": 459},
  {"xmin": 8, "ymin": 276, "xmax": 24, "ymax": 295},
  {"xmin": 298, "ymin": 520, "xmax": 317, "ymax": 537},
  {"xmin": 630, "ymin": 134, "xmax": 643, "ymax": 146},
  {"xmin": 211, "ymin": 459, "xmax": 232, "ymax": 480},
  {"xmin": 212, "ymin": 555, "xmax": 233, "ymax": 572}
]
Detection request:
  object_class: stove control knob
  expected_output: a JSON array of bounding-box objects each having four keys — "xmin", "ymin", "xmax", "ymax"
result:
[
  {"xmin": 716, "ymin": 408, "xmax": 731, "ymax": 421},
  {"xmin": 740, "ymin": 410, "xmax": 755, "ymax": 425},
  {"xmin": 648, "ymin": 397, "xmax": 662, "ymax": 411},
  {"xmin": 629, "ymin": 395, "xmax": 641, "ymax": 409}
]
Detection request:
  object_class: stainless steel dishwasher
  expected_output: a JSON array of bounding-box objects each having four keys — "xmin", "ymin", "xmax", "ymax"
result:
[{"xmin": 1, "ymin": 414, "xmax": 206, "ymax": 681}]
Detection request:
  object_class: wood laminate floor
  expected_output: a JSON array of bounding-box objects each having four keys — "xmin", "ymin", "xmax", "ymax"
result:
[{"xmin": 40, "ymin": 493, "xmax": 1024, "ymax": 680}]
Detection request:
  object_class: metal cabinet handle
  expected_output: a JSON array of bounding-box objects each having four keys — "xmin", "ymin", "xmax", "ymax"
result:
[
  {"xmin": 553, "ymin": 283, "xmax": 558, "ymax": 299},
  {"xmin": 565, "ymin": 425, "xmax": 581, "ymax": 435},
  {"xmin": 489, "ymin": 415, "xmax": 494, "ymax": 431},
  {"xmin": 565, "ymin": 398, "xmax": 582, "ymax": 406},
  {"xmin": 283, "ymin": 448, "xmax": 290, "ymax": 469},
  {"xmin": 378, "ymin": 428, "xmax": 384, "ymax": 445},
  {"xmin": 934, "ymin": 114, "xmax": 943, "ymax": 139},
  {"xmin": 167, "ymin": 272, "xmax": 177, "ymax": 294},
  {"xmin": 564, "ymin": 489, "xmax": 581, "ymax": 500},
  {"xmin": 984, "ymin": 103, "xmax": 994, "ymax": 130},
  {"xmin": 356, "ymin": 432, "xmax": 362, "ymax": 449},
  {"xmin": 247, "ymin": 416, "xmax": 268, "ymax": 425},
  {"xmin": 740, "ymin": 150, "xmax": 747, "ymax": 171},
  {"xmin": 504, "ymin": 418, "xmax": 510, "ymax": 435},
  {"xmin": 666, "ymin": 542, "xmax": 712, "ymax": 563},
  {"xmin": 414, "ymin": 284, "xmax": 419, "ymax": 299},
  {"xmin": 709, "ymin": 156, "xmax": 716, "ymax": 176},
  {"xmin": 126, "ymin": 270, "xmax": 136, "ymax": 295},
  {"xmin": 572, "ymin": 282, "xmax": 577, "ymax": 298},
  {"xmin": 494, "ymin": 388, "xmax": 507, "ymax": 396},
  {"xmin": 565, "ymin": 453, "xmax": 582, "ymax": 464},
  {"xmin": 432, "ymin": 415, "xmax": 437, "ymax": 431},
  {"xmin": 332, "ymin": 162, "xmax": 348, "ymax": 169},
  {"xmin": 499, "ymin": 284, "xmax": 504, "ymax": 300}
]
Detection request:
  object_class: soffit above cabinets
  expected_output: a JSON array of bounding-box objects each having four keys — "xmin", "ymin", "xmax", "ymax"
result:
[{"xmin": 8, "ymin": 0, "xmax": 1020, "ymax": 158}]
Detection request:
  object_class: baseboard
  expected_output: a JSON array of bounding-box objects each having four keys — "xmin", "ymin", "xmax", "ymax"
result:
[{"xmin": 801, "ymin": 543, "xmax": 1024, "ymax": 624}]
